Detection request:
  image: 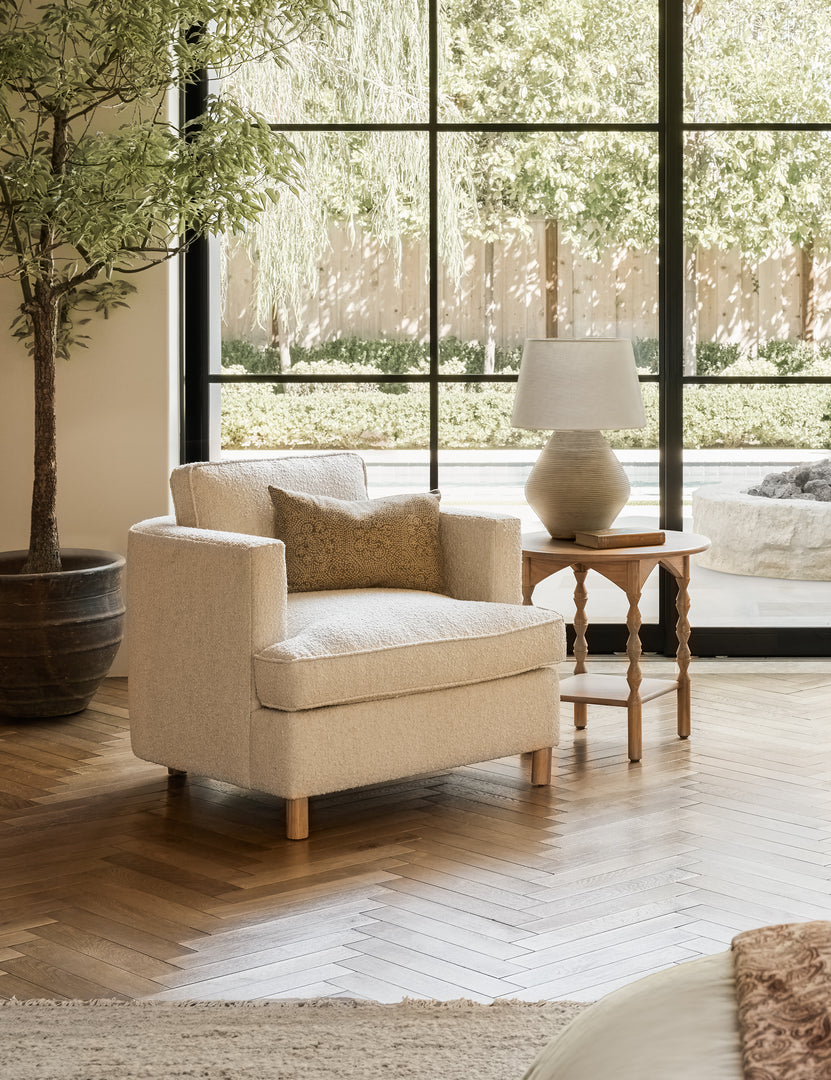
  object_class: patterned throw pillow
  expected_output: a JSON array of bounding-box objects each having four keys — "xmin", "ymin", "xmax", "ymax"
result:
[{"xmin": 268, "ymin": 486, "xmax": 445, "ymax": 593}]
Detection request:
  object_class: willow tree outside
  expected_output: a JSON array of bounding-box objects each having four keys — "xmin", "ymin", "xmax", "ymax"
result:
[
  {"xmin": 0, "ymin": 0, "xmax": 336, "ymax": 573},
  {"xmin": 225, "ymin": 0, "xmax": 831, "ymax": 371}
]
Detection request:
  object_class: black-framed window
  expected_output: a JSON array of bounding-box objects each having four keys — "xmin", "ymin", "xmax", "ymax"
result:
[{"xmin": 183, "ymin": 0, "xmax": 831, "ymax": 657}]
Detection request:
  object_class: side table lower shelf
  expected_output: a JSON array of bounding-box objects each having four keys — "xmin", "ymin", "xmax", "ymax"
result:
[
  {"xmin": 559, "ymin": 673, "xmax": 682, "ymax": 761},
  {"xmin": 559, "ymin": 673, "xmax": 679, "ymax": 708}
]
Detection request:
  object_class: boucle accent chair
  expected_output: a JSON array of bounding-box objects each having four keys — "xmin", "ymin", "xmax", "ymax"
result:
[{"xmin": 128, "ymin": 452, "xmax": 565, "ymax": 839}]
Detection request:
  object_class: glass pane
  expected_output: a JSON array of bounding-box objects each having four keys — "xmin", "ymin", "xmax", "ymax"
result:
[
  {"xmin": 436, "ymin": 128, "xmax": 659, "ymax": 624},
  {"xmin": 684, "ymin": 385, "xmax": 831, "ymax": 626},
  {"xmin": 685, "ymin": 0, "xmax": 831, "ymax": 123},
  {"xmin": 219, "ymin": 0, "xmax": 427, "ymax": 124},
  {"xmin": 441, "ymin": 0, "xmax": 658, "ymax": 123},
  {"xmin": 438, "ymin": 133, "xmax": 660, "ymax": 376},
  {"xmin": 221, "ymin": 133, "xmax": 429, "ymax": 376},
  {"xmin": 684, "ymin": 133, "xmax": 831, "ymax": 375},
  {"xmin": 219, "ymin": 384, "xmax": 431, "ymax": 495},
  {"xmin": 438, "ymin": 385, "xmax": 660, "ymax": 623}
]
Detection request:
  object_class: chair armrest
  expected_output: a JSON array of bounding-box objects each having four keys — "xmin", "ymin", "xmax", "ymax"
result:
[
  {"xmin": 440, "ymin": 509, "xmax": 523, "ymax": 604},
  {"xmin": 127, "ymin": 516, "xmax": 287, "ymax": 787}
]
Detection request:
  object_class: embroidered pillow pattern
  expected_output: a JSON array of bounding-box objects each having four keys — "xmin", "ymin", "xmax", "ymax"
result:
[{"xmin": 269, "ymin": 487, "xmax": 444, "ymax": 593}]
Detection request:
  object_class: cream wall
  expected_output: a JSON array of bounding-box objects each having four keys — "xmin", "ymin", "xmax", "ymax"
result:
[{"xmin": 0, "ymin": 263, "xmax": 178, "ymax": 676}]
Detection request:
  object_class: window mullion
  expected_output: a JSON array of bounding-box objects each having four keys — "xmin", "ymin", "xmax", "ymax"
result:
[
  {"xmin": 658, "ymin": 0, "xmax": 685, "ymax": 652},
  {"xmin": 428, "ymin": 0, "xmax": 439, "ymax": 491}
]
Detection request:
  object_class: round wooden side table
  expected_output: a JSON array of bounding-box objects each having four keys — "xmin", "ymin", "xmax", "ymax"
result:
[{"xmin": 522, "ymin": 530, "xmax": 711, "ymax": 762}]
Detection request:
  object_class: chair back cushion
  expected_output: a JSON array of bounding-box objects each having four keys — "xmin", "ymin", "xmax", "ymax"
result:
[{"xmin": 170, "ymin": 453, "xmax": 368, "ymax": 537}]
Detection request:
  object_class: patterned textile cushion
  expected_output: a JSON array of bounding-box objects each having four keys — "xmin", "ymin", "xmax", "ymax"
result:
[{"xmin": 269, "ymin": 487, "xmax": 444, "ymax": 593}]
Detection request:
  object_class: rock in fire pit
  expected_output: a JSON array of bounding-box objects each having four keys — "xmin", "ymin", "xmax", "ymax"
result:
[
  {"xmin": 692, "ymin": 461, "xmax": 831, "ymax": 580},
  {"xmin": 746, "ymin": 458, "xmax": 831, "ymax": 501}
]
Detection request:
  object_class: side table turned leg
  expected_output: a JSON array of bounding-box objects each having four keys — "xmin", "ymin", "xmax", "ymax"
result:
[
  {"xmin": 675, "ymin": 556, "xmax": 692, "ymax": 739},
  {"xmin": 522, "ymin": 555, "xmax": 535, "ymax": 607},
  {"xmin": 625, "ymin": 571, "xmax": 643, "ymax": 763},
  {"xmin": 572, "ymin": 566, "xmax": 589, "ymax": 730}
]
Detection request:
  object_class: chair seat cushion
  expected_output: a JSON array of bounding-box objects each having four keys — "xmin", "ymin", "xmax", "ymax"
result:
[{"xmin": 254, "ymin": 589, "xmax": 566, "ymax": 711}]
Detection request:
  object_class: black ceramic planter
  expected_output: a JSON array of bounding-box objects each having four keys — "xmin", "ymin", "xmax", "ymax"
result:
[{"xmin": 0, "ymin": 549, "xmax": 126, "ymax": 719}]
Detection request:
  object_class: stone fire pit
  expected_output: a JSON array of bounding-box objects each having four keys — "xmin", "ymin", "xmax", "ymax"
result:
[{"xmin": 692, "ymin": 458, "xmax": 831, "ymax": 580}]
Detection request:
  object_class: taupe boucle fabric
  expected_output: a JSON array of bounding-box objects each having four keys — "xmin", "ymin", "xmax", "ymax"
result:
[
  {"xmin": 128, "ymin": 516, "xmax": 287, "ymax": 786},
  {"xmin": 250, "ymin": 667, "xmax": 559, "ymax": 797},
  {"xmin": 255, "ymin": 588, "xmax": 565, "ymax": 711},
  {"xmin": 269, "ymin": 487, "xmax": 444, "ymax": 593},
  {"xmin": 170, "ymin": 453, "xmax": 367, "ymax": 536},
  {"xmin": 129, "ymin": 453, "xmax": 565, "ymax": 811},
  {"xmin": 170, "ymin": 456, "xmax": 522, "ymax": 603},
  {"xmin": 440, "ymin": 509, "xmax": 524, "ymax": 603}
]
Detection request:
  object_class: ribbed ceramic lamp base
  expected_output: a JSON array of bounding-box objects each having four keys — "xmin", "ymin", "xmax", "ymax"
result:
[{"xmin": 525, "ymin": 430, "xmax": 631, "ymax": 540}]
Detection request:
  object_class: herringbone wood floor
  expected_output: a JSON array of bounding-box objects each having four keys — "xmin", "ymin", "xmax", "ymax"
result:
[{"xmin": 1, "ymin": 668, "xmax": 830, "ymax": 1003}]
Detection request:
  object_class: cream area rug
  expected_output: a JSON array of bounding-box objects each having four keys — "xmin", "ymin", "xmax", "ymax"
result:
[{"xmin": 0, "ymin": 997, "xmax": 588, "ymax": 1080}]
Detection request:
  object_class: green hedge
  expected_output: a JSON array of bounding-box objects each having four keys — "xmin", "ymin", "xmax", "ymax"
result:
[
  {"xmin": 221, "ymin": 336, "xmax": 523, "ymax": 377},
  {"xmin": 680, "ymin": 384, "xmax": 831, "ymax": 450},
  {"xmin": 222, "ymin": 382, "xmax": 831, "ymax": 451},
  {"xmin": 223, "ymin": 336, "xmax": 831, "ymax": 379},
  {"xmin": 223, "ymin": 384, "xmax": 432, "ymax": 449},
  {"xmin": 695, "ymin": 341, "xmax": 742, "ymax": 375},
  {"xmin": 758, "ymin": 339, "xmax": 831, "ymax": 374}
]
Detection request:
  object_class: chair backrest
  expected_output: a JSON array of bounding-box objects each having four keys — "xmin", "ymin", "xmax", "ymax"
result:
[{"xmin": 170, "ymin": 453, "xmax": 368, "ymax": 537}]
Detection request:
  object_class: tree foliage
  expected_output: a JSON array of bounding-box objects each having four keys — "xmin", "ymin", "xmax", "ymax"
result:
[
  {"xmin": 0, "ymin": 0, "xmax": 337, "ymax": 571},
  {"xmin": 229, "ymin": 0, "xmax": 831, "ymax": 334},
  {"xmin": 683, "ymin": 0, "xmax": 831, "ymax": 254},
  {"xmin": 221, "ymin": 0, "xmax": 469, "ymax": 324},
  {"xmin": 0, "ymin": 0, "xmax": 336, "ymax": 337}
]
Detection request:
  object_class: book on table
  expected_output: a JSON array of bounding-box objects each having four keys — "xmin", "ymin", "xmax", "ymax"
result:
[{"xmin": 573, "ymin": 528, "xmax": 666, "ymax": 549}]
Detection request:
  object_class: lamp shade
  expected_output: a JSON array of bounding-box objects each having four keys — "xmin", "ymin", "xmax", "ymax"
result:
[{"xmin": 511, "ymin": 338, "xmax": 646, "ymax": 431}]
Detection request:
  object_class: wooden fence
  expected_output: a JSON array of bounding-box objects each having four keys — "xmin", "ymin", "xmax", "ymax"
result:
[{"xmin": 223, "ymin": 221, "xmax": 831, "ymax": 354}]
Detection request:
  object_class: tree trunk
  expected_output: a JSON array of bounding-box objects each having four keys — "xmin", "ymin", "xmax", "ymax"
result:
[
  {"xmin": 270, "ymin": 305, "xmax": 291, "ymax": 373},
  {"xmin": 801, "ymin": 241, "xmax": 815, "ymax": 343},
  {"xmin": 483, "ymin": 240, "xmax": 496, "ymax": 374},
  {"xmin": 683, "ymin": 245, "xmax": 698, "ymax": 375},
  {"xmin": 22, "ymin": 290, "xmax": 61, "ymax": 574},
  {"xmin": 544, "ymin": 219, "xmax": 559, "ymax": 338}
]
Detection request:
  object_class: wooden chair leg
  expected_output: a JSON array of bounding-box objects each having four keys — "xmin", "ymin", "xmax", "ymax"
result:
[
  {"xmin": 167, "ymin": 767, "xmax": 186, "ymax": 777},
  {"xmin": 531, "ymin": 747, "xmax": 552, "ymax": 786},
  {"xmin": 286, "ymin": 797, "xmax": 309, "ymax": 840}
]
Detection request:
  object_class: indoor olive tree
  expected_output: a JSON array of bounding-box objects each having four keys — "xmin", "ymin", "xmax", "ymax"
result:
[{"xmin": 0, "ymin": 0, "xmax": 337, "ymax": 573}]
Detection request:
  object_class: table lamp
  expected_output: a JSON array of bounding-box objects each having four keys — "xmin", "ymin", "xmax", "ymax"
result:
[{"xmin": 511, "ymin": 338, "xmax": 646, "ymax": 539}]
